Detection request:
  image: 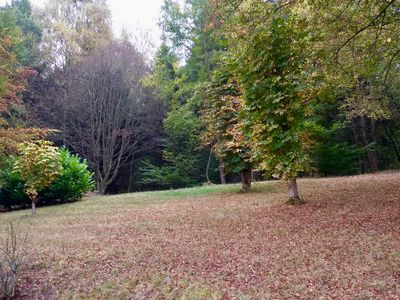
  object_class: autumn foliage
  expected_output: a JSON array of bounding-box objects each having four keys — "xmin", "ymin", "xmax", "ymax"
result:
[
  {"xmin": 12, "ymin": 140, "xmax": 62, "ymax": 214},
  {"xmin": 5, "ymin": 172, "xmax": 399, "ymax": 299},
  {"xmin": 0, "ymin": 6, "xmax": 49, "ymax": 158}
]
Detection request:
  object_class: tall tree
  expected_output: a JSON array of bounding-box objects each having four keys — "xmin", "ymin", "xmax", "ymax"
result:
[
  {"xmin": 202, "ymin": 67, "xmax": 253, "ymax": 190},
  {"xmin": 5, "ymin": 0, "xmax": 42, "ymax": 67},
  {"xmin": 0, "ymin": 7, "xmax": 25, "ymax": 110},
  {"xmin": 209, "ymin": 0, "xmax": 400, "ymax": 186},
  {"xmin": 37, "ymin": 0, "xmax": 113, "ymax": 70},
  {"xmin": 151, "ymin": 0, "xmax": 226, "ymax": 186},
  {"xmin": 308, "ymin": 0, "xmax": 400, "ymax": 172},
  {"xmin": 24, "ymin": 0, "xmax": 114, "ymax": 149},
  {"xmin": 61, "ymin": 41, "xmax": 164, "ymax": 193},
  {"xmin": 217, "ymin": 1, "xmax": 326, "ymax": 203},
  {"xmin": 0, "ymin": 3, "xmax": 49, "ymax": 158}
]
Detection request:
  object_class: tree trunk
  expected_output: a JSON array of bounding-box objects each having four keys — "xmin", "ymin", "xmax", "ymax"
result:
[
  {"xmin": 128, "ymin": 159, "xmax": 134, "ymax": 192},
  {"xmin": 219, "ymin": 160, "xmax": 227, "ymax": 185},
  {"xmin": 32, "ymin": 201, "xmax": 36, "ymax": 215},
  {"xmin": 240, "ymin": 168, "xmax": 252, "ymax": 192},
  {"xmin": 369, "ymin": 120, "xmax": 379, "ymax": 171},
  {"xmin": 206, "ymin": 146, "xmax": 212, "ymax": 183},
  {"xmin": 360, "ymin": 116, "xmax": 378, "ymax": 172},
  {"xmin": 287, "ymin": 177, "xmax": 304, "ymax": 205},
  {"xmin": 351, "ymin": 118, "xmax": 363, "ymax": 173},
  {"xmin": 98, "ymin": 181, "xmax": 107, "ymax": 194}
]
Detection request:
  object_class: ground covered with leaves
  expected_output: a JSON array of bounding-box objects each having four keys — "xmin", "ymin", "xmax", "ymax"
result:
[{"xmin": 1, "ymin": 172, "xmax": 399, "ymax": 299}]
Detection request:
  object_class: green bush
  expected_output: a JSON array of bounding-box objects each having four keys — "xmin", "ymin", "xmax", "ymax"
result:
[
  {"xmin": 42, "ymin": 148, "xmax": 94, "ymax": 202},
  {"xmin": 0, "ymin": 148, "xmax": 94, "ymax": 210},
  {"xmin": 140, "ymin": 160, "xmax": 196, "ymax": 189},
  {"xmin": 0, "ymin": 222, "xmax": 26, "ymax": 299},
  {"xmin": 0, "ymin": 157, "xmax": 28, "ymax": 209}
]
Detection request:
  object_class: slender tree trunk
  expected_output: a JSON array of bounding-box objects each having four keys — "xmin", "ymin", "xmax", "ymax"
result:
[
  {"xmin": 370, "ymin": 120, "xmax": 379, "ymax": 171},
  {"xmin": 32, "ymin": 201, "xmax": 36, "ymax": 216},
  {"xmin": 351, "ymin": 118, "xmax": 363, "ymax": 173},
  {"xmin": 218, "ymin": 159, "xmax": 227, "ymax": 185},
  {"xmin": 240, "ymin": 167, "xmax": 252, "ymax": 192},
  {"xmin": 206, "ymin": 146, "xmax": 212, "ymax": 183},
  {"xmin": 360, "ymin": 116, "xmax": 378, "ymax": 172},
  {"xmin": 128, "ymin": 159, "xmax": 134, "ymax": 192},
  {"xmin": 287, "ymin": 177, "xmax": 304, "ymax": 205}
]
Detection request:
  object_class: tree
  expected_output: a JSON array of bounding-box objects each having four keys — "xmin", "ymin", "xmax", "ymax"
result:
[
  {"xmin": 307, "ymin": 0, "xmax": 400, "ymax": 83},
  {"xmin": 160, "ymin": 0, "xmax": 193, "ymax": 59},
  {"xmin": 13, "ymin": 140, "xmax": 62, "ymax": 215},
  {"xmin": 37, "ymin": 0, "xmax": 113, "ymax": 70},
  {"xmin": 202, "ymin": 67, "xmax": 253, "ymax": 191},
  {"xmin": 145, "ymin": 43, "xmax": 180, "ymax": 109},
  {"xmin": 149, "ymin": 0, "xmax": 225, "ymax": 186},
  {"xmin": 1, "ymin": 0, "xmax": 42, "ymax": 67},
  {"xmin": 306, "ymin": 0, "xmax": 400, "ymax": 172},
  {"xmin": 0, "ymin": 127, "xmax": 52, "ymax": 157},
  {"xmin": 0, "ymin": 3, "xmax": 49, "ymax": 160},
  {"xmin": 61, "ymin": 41, "xmax": 164, "ymax": 194},
  {"xmin": 222, "ymin": 1, "xmax": 325, "ymax": 203},
  {"xmin": 140, "ymin": 106, "xmax": 208, "ymax": 188},
  {"xmin": 0, "ymin": 7, "xmax": 27, "ymax": 110},
  {"xmin": 165, "ymin": 106, "xmax": 205, "ymax": 185},
  {"xmin": 20, "ymin": 0, "xmax": 114, "ymax": 154}
]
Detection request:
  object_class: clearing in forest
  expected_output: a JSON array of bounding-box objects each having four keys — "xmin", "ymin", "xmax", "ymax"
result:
[{"xmin": 1, "ymin": 172, "xmax": 399, "ymax": 299}]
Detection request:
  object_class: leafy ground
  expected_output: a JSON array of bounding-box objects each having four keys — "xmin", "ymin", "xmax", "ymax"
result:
[{"xmin": 1, "ymin": 172, "xmax": 400, "ymax": 299}]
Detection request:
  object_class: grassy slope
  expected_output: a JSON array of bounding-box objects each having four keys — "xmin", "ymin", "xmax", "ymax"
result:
[{"xmin": 1, "ymin": 173, "xmax": 400, "ymax": 299}]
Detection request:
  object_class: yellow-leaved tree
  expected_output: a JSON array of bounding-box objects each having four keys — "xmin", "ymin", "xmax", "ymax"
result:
[{"xmin": 13, "ymin": 140, "xmax": 62, "ymax": 215}]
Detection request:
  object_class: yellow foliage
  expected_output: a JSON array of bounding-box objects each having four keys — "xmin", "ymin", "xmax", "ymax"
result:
[{"xmin": 12, "ymin": 140, "xmax": 62, "ymax": 201}]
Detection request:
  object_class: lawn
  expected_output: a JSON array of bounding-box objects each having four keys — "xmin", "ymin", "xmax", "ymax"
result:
[{"xmin": 1, "ymin": 172, "xmax": 400, "ymax": 299}]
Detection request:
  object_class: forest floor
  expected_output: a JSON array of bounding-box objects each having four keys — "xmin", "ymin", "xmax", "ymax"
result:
[{"xmin": 1, "ymin": 172, "xmax": 400, "ymax": 299}]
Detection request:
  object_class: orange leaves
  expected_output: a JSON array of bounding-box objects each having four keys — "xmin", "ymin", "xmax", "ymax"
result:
[
  {"xmin": 0, "ymin": 127, "xmax": 53, "ymax": 156},
  {"xmin": 0, "ymin": 66, "xmax": 36, "ymax": 112},
  {"xmin": 202, "ymin": 71, "xmax": 252, "ymax": 172},
  {"xmin": 0, "ymin": 20, "xmax": 30, "ymax": 111},
  {"xmin": 9, "ymin": 172, "xmax": 400, "ymax": 298}
]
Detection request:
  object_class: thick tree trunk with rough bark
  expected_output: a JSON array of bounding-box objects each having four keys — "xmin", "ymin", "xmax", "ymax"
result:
[
  {"xmin": 240, "ymin": 168, "xmax": 252, "ymax": 192},
  {"xmin": 287, "ymin": 177, "xmax": 304, "ymax": 205},
  {"xmin": 219, "ymin": 160, "xmax": 226, "ymax": 185},
  {"xmin": 98, "ymin": 182, "xmax": 107, "ymax": 195}
]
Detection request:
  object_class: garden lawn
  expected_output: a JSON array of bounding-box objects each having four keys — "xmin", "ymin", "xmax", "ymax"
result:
[{"xmin": 1, "ymin": 172, "xmax": 399, "ymax": 299}]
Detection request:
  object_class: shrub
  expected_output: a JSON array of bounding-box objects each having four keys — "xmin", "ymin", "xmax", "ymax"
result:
[
  {"xmin": 0, "ymin": 157, "xmax": 28, "ymax": 210},
  {"xmin": 140, "ymin": 160, "xmax": 196, "ymax": 189},
  {"xmin": 0, "ymin": 222, "xmax": 26, "ymax": 299},
  {"xmin": 0, "ymin": 147, "xmax": 94, "ymax": 210},
  {"xmin": 42, "ymin": 148, "xmax": 94, "ymax": 202}
]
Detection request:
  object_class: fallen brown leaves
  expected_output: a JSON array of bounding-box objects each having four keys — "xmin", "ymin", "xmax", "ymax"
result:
[{"xmin": 5, "ymin": 172, "xmax": 400, "ymax": 299}]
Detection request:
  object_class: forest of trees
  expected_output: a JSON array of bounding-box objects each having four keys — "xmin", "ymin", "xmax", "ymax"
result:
[{"xmin": 1, "ymin": 0, "xmax": 400, "ymax": 203}]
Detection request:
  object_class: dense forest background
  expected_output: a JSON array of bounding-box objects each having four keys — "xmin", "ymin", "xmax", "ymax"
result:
[{"xmin": 1, "ymin": 0, "xmax": 399, "ymax": 195}]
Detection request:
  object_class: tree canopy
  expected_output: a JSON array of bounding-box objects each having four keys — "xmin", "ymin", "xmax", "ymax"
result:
[{"xmin": 1, "ymin": 0, "xmax": 400, "ymax": 198}]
